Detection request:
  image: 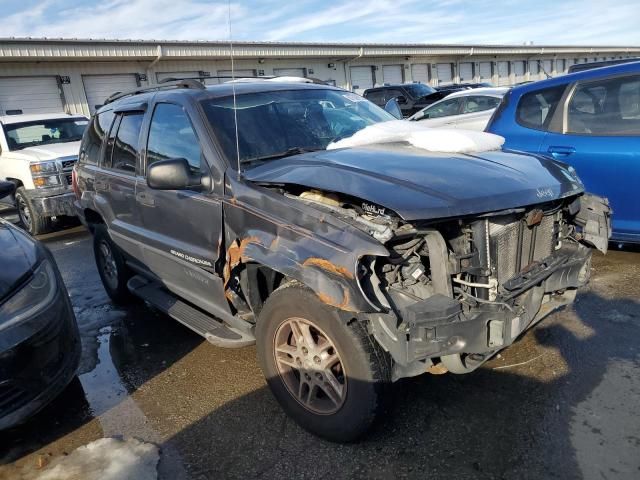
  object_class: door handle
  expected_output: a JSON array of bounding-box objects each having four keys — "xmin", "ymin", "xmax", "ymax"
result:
[
  {"xmin": 547, "ymin": 146, "xmax": 576, "ymax": 158},
  {"xmin": 136, "ymin": 192, "xmax": 155, "ymax": 206}
]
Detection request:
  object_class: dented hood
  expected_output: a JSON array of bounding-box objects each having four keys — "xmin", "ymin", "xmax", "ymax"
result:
[{"xmin": 243, "ymin": 143, "xmax": 585, "ymax": 221}]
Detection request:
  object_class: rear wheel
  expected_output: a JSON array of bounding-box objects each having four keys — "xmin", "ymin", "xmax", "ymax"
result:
[
  {"xmin": 256, "ymin": 284, "xmax": 391, "ymax": 442},
  {"xmin": 15, "ymin": 187, "xmax": 51, "ymax": 235},
  {"xmin": 93, "ymin": 225, "xmax": 133, "ymax": 304}
]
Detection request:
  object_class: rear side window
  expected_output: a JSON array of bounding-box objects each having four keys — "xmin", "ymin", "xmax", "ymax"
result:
[
  {"xmin": 80, "ymin": 110, "xmax": 114, "ymax": 164},
  {"xmin": 516, "ymin": 85, "xmax": 565, "ymax": 130},
  {"xmin": 146, "ymin": 104, "xmax": 202, "ymax": 173},
  {"xmin": 106, "ymin": 113, "xmax": 143, "ymax": 174},
  {"xmin": 567, "ymin": 74, "xmax": 640, "ymax": 135}
]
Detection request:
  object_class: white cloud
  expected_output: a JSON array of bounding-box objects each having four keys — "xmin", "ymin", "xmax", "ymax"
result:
[{"xmin": 1, "ymin": 0, "xmax": 639, "ymax": 45}]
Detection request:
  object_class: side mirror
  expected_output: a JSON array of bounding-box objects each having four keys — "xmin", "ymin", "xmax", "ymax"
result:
[
  {"xmin": 395, "ymin": 95, "xmax": 407, "ymax": 105},
  {"xmin": 147, "ymin": 158, "xmax": 201, "ymax": 190},
  {"xmin": 384, "ymin": 98, "xmax": 403, "ymax": 119},
  {"xmin": 0, "ymin": 180, "xmax": 15, "ymax": 200}
]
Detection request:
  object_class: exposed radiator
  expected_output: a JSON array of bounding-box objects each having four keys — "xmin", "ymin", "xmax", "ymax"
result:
[{"xmin": 489, "ymin": 213, "xmax": 558, "ymax": 284}]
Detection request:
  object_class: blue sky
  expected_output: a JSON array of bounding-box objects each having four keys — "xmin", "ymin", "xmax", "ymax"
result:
[{"xmin": 2, "ymin": 0, "xmax": 639, "ymax": 45}]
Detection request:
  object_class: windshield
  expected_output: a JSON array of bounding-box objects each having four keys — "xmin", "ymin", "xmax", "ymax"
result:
[
  {"xmin": 201, "ymin": 88, "xmax": 394, "ymax": 166},
  {"xmin": 3, "ymin": 117, "xmax": 88, "ymax": 150},
  {"xmin": 404, "ymin": 83, "xmax": 436, "ymax": 99}
]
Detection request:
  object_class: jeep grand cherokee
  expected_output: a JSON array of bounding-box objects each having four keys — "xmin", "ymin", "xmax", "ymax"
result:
[{"xmin": 73, "ymin": 79, "xmax": 610, "ymax": 442}]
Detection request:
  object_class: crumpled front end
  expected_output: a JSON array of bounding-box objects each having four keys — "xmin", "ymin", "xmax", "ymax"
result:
[{"xmin": 360, "ymin": 193, "xmax": 611, "ymax": 380}]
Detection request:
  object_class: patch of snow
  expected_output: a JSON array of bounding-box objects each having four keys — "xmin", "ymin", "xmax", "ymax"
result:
[
  {"xmin": 36, "ymin": 437, "xmax": 159, "ymax": 480},
  {"xmin": 328, "ymin": 120, "xmax": 505, "ymax": 153}
]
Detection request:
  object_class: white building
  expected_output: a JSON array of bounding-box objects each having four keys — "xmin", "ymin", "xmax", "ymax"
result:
[{"xmin": 0, "ymin": 37, "xmax": 638, "ymax": 116}]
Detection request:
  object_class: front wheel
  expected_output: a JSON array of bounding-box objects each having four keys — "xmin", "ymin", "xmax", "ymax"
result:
[
  {"xmin": 15, "ymin": 187, "xmax": 51, "ymax": 235},
  {"xmin": 256, "ymin": 284, "xmax": 391, "ymax": 442}
]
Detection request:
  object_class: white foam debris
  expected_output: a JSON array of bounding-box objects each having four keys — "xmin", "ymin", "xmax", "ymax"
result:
[
  {"xmin": 36, "ymin": 437, "xmax": 159, "ymax": 480},
  {"xmin": 328, "ymin": 120, "xmax": 505, "ymax": 153}
]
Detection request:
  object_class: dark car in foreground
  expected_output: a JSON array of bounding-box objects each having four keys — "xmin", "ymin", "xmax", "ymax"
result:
[
  {"xmin": 363, "ymin": 83, "xmax": 450, "ymax": 117},
  {"xmin": 0, "ymin": 181, "xmax": 80, "ymax": 430},
  {"xmin": 487, "ymin": 61, "xmax": 640, "ymax": 243},
  {"xmin": 74, "ymin": 79, "xmax": 610, "ymax": 441}
]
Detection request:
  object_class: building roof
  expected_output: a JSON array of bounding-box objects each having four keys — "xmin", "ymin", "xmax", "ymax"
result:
[{"xmin": 1, "ymin": 37, "xmax": 639, "ymax": 62}]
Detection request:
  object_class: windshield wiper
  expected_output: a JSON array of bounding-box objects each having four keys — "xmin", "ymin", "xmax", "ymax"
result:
[{"xmin": 241, "ymin": 146, "xmax": 323, "ymax": 165}]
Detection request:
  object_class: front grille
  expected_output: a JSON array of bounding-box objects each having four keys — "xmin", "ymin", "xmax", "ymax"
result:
[{"xmin": 489, "ymin": 213, "xmax": 557, "ymax": 284}]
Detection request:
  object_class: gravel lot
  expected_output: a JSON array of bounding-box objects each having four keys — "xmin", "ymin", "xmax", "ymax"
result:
[{"xmin": 1, "ymin": 222, "xmax": 639, "ymax": 480}]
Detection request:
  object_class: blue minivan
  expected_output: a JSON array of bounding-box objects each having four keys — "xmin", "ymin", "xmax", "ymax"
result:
[{"xmin": 487, "ymin": 61, "xmax": 640, "ymax": 243}]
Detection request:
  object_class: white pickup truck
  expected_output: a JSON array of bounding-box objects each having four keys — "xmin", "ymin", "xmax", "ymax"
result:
[{"xmin": 0, "ymin": 113, "xmax": 88, "ymax": 234}]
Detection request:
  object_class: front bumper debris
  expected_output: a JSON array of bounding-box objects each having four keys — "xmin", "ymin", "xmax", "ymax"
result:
[
  {"xmin": 368, "ymin": 243, "xmax": 592, "ymax": 377},
  {"xmin": 27, "ymin": 188, "xmax": 77, "ymax": 217}
]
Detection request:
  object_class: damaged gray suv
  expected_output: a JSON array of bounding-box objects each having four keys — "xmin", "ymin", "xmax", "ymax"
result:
[{"xmin": 73, "ymin": 79, "xmax": 611, "ymax": 442}]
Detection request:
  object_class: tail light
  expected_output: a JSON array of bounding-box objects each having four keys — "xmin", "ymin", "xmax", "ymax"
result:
[{"xmin": 71, "ymin": 168, "xmax": 80, "ymax": 199}]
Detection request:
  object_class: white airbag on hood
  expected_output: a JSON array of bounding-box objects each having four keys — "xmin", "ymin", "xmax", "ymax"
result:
[{"xmin": 327, "ymin": 120, "xmax": 505, "ymax": 153}]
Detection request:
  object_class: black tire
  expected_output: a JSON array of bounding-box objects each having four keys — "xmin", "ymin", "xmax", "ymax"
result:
[
  {"xmin": 93, "ymin": 225, "xmax": 133, "ymax": 304},
  {"xmin": 256, "ymin": 283, "xmax": 391, "ymax": 442},
  {"xmin": 15, "ymin": 187, "xmax": 52, "ymax": 235}
]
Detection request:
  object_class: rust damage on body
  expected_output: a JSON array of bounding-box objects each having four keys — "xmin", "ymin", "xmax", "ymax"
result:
[
  {"xmin": 302, "ymin": 257, "xmax": 354, "ymax": 279},
  {"xmin": 223, "ymin": 236, "xmax": 261, "ymax": 287}
]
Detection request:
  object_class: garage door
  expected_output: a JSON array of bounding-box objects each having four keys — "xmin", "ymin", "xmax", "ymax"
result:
[
  {"xmin": 350, "ymin": 66, "xmax": 373, "ymax": 94},
  {"xmin": 411, "ymin": 64, "xmax": 429, "ymax": 84},
  {"xmin": 513, "ymin": 61, "xmax": 525, "ymax": 83},
  {"xmin": 156, "ymin": 71, "xmax": 199, "ymax": 83},
  {"xmin": 529, "ymin": 60, "xmax": 540, "ymax": 80},
  {"xmin": 217, "ymin": 69, "xmax": 256, "ymax": 81},
  {"xmin": 556, "ymin": 59, "xmax": 566, "ymax": 75},
  {"xmin": 436, "ymin": 63, "xmax": 453, "ymax": 85},
  {"xmin": 273, "ymin": 68, "xmax": 306, "ymax": 78},
  {"xmin": 382, "ymin": 65, "xmax": 403, "ymax": 85},
  {"xmin": 479, "ymin": 62, "xmax": 492, "ymax": 82},
  {"xmin": 459, "ymin": 62, "xmax": 474, "ymax": 83},
  {"xmin": 542, "ymin": 60, "xmax": 553, "ymax": 77},
  {"xmin": 0, "ymin": 76, "xmax": 64, "ymax": 115},
  {"xmin": 83, "ymin": 74, "xmax": 138, "ymax": 115},
  {"xmin": 497, "ymin": 61, "xmax": 510, "ymax": 86}
]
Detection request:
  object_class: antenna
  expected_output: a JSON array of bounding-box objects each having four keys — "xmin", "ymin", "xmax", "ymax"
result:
[{"xmin": 228, "ymin": 0, "xmax": 242, "ymax": 179}]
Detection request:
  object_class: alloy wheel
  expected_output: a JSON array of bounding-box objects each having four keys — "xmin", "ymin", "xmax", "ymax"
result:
[{"xmin": 273, "ymin": 317, "xmax": 347, "ymax": 415}]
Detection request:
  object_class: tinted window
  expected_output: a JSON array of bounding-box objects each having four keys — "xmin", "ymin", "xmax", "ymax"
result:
[
  {"xmin": 567, "ymin": 75, "xmax": 640, "ymax": 135},
  {"xmin": 364, "ymin": 90, "xmax": 384, "ymax": 106},
  {"xmin": 109, "ymin": 113, "xmax": 143, "ymax": 174},
  {"xmin": 462, "ymin": 96, "xmax": 501, "ymax": 114},
  {"xmin": 404, "ymin": 83, "xmax": 436, "ymax": 99},
  {"xmin": 516, "ymin": 85, "xmax": 565, "ymax": 130},
  {"xmin": 423, "ymin": 98, "xmax": 462, "ymax": 118},
  {"xmin": 147, "ymin": 104, "xmax": 201, "ymax": 172},
  {"xmin": 80, "ymin": 111, "xmax": 114, "ymax": 164}
]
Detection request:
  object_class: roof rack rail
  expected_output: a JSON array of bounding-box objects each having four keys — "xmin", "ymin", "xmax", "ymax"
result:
[{"xmin": 104, "ymin": 78, "xmax": 206, "ymax": 105}]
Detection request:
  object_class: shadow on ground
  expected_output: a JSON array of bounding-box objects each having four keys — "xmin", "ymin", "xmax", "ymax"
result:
[{"xmin": 161, "ymin": 291, "xmax": 639, "ymax": 480}]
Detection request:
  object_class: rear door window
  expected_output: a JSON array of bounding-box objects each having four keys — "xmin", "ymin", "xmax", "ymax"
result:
[
  {"xmin": 146, "ymin": 103, "xmax": 202, "ymax": 173},
  {"xmin": 567, "ymin": 75, "xmax": 640, "ymax": 135},
  {"xmin": 516, "ymin": 85, "xmax": 565, "ymax": 130},
  {"xmin": 80, "ymin": 110, "xmax": 114, "ymax": 165},
  {"xmin": 106, "ymin": 113, "xmax": 144, "ymax": 174}
]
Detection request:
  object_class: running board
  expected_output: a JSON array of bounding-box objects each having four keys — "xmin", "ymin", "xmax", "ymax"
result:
[{"xmin": 127, "ymin": 276, "xmax": 255, "ymax": 348}]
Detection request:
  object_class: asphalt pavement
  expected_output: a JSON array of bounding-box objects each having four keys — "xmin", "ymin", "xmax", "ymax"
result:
[{"xmin": 1, "ymin": 223, "xmax": 639, "ymax": 480}]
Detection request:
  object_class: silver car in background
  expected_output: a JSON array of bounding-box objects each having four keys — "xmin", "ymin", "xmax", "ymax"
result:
[{"xmin": 408, "ymin": 87, "xmax": 509, "ymax": 130}]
